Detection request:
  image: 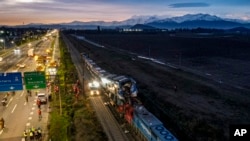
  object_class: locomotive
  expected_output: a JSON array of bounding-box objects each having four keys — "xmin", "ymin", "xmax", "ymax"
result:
[{"xmin": 81, "ymin": 53, "xmax": 178, "ymax": 141}]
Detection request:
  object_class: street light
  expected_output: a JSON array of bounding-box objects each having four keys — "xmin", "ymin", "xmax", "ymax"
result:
[{"xmin": 0, "ymin": 39, "xmax": 5, "ymax": 50}]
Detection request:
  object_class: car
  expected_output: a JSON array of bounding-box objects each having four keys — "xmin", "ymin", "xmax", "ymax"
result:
[
  {"xmin": 14, "ymin": 47, "xmax": 21, "ymax": 54},
  {"xmin": 17, "ymin": 63, "xmax": 26, "ymax": 68},
  {"xmin": 19, "ymin": 63, "xmax": 26, "ymax": 68},
  {"xmin": 37, "ymin": 93, "xmax": 47, "ymax": 104}
]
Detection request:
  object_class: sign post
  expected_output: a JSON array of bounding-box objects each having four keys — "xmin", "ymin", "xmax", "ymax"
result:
[
  {"xmin": 24, "ymin": 71, "xmax": 46, "ymax": 90},
  {"xmin": 0, "ymin": 72, "xmax": 23, "ymax": 91}
]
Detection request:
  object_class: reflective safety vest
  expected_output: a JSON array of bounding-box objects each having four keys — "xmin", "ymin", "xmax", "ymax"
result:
[
  {"xmin": 23, "ymin": 132, "xmax": 27, "ymax": 137},
  {"xmin": 30, "ymin": 131, "xmax": 33, "ymax": 136}
]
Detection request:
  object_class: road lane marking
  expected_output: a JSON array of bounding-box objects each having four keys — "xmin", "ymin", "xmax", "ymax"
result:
[
  {"xmin": 30, "ymin": 112, "xmax": 34, "ymax": 115},
  {"xmin": 11, "ymin": 104, "xmax": 17, "ymax": 113},
  {"xmin": 6, "ymin": 97, "xmax": 13, "ymax": 107},
  {"xmin": 20, "ymin": 91, "xmax": 24, "ymax": 97},
  {"xmin": 26, "ymin": 123, "xmax": 30, "ymax": 126},
  {"xmin": 0, "ymin": 129, "xmax": 3, "ymax": 135},
  {"xmin": 32, "ymin": 107, "xmax": 35, "ymax": 110},
  {"xmin": 28, "ymin": 117, "xmax": 32, "ymax": 120},
  {"xmin": 33, "ymin": 103, "xmax": 36, "ymax": 106},
  {"xmin": 24, "ymin": 102, "xmax": 27, "ymax": 105}
]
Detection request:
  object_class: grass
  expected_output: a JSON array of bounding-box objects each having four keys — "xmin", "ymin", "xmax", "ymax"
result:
[{"xmin": 48, "ymin": 34, "xmax": 107, "ymax": 141}]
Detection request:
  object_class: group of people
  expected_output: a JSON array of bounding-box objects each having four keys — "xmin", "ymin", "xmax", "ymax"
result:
[{"xmin": 23, "ymin": 127, "xmax": 42, "ymax": 141}]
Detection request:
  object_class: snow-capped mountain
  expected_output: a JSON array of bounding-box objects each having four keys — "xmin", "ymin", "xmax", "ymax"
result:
[
  {"xmin": 145, "ymin": 13, "xmax": 250, "ymax": 29},
  {"xmin": 157, "ymin": 13, "xmax": 222, "ymax": 23},
  {"xmin": 13, "ymin": 13, "xmax": 250, "ymax": 29}
]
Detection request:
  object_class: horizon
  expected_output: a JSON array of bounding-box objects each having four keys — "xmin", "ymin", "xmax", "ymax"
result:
[{"xmin": 0, "ymin": 0, "xmax": 250, "ymax": 26}]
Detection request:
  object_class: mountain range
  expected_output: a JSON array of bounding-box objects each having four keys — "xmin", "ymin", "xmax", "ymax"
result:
[{"xmin": 14, "ymin": 13, "xmax": 250, "ymax": 29}]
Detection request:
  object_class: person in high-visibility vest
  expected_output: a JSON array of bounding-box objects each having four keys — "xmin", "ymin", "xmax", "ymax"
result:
[
  {"xmin": 23, "ymin": 130, "xmax": 27, "ymax": 139},
  {"xmin": 29, "ymin": 130, "xmax": 34, "ymax": 140}
]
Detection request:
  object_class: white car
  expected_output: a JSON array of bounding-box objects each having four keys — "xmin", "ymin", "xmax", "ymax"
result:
[
  {"xmin": 17, "ymin": 63, "xmax": 26, "ymax": 68},
  {"xmin": 37, "ymin": 93, "xmax": 47, "ymax": 104},
  {"xmin": 19, "ymin": 63, "xmax": 26, "ymax": 68}
]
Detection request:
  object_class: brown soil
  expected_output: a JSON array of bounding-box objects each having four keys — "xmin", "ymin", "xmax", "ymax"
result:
[{"xmin": 65, "ymin": 32, "xmax": 250, "ymax": 141}]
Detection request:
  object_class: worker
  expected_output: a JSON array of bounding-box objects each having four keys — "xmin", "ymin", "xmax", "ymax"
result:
[
  {"xmin": 37, "ymin": 99, "xmax": 41, "ymax": 108},
  {"xmin": 29, "ymin": 129, "xmax": 34, "ymax": 140},
  {"xmin": 38, "ymin": 108, "xmax": 42, "ymax": 120},
  {"xmin": 23, "ymin": 130, "xmax": 28, "ymax": 139}
]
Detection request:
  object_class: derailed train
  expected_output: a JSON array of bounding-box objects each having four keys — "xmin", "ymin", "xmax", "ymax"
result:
[{"xmin": 81, "ymin": 53, "xmax": 178, "ymax": 141}]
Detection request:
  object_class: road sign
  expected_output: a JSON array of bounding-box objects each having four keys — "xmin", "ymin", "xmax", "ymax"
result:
[
  {"xmin": 0, "ymin": 72, "xmax": 23, "ymax": 91},
  {"xmin": 24, "ymin": 71, "xmax": 46, "ymax": 90}
]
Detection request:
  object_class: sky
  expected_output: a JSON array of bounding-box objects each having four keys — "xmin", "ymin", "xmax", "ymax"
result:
[{"xmin": 0, "ymin": 0, "xmax": 250, "ymax": 25}]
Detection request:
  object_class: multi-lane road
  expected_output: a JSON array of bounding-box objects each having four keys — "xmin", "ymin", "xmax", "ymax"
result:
[{"xmin": 0, "ymin": 37, "xmax": 55, "ymax": 141}]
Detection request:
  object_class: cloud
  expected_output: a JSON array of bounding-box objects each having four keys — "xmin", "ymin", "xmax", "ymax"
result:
[{"xmin": 169, "ymin": 2, "xmax": 210, "ymax": 8}]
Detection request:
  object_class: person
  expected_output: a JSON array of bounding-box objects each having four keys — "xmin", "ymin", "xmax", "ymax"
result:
[
  {"xmin": 23, "ymin": 130, "xmax": 28, "ymax": 139},
  {"xmin": 37, "ymin": 127, "xmax": 42, "ymax": 139},
  {"xmin": 0, "ymin": 118, "xmax": 4, "ymax": 129},
  {"xmin": 25, "ymin": 95, "xmax": 28, "ymax": 102},
  {"xmin": 37, "ymin": 99, "xmax": 41, "ymax": 108},
  {"xmin": 27, "ymin": 90, "xmax": 32, "ymax": 96},
  {"xmin": 2, "ymin": 97, "xmax": 7, "ymax": 106},
  {"xmin": 29, "ymin": 129, "xmax": 34, "ymax": 140},
  {"xmin": 38, "ymin": 108, "xmax": 42, "ymax": 119}
]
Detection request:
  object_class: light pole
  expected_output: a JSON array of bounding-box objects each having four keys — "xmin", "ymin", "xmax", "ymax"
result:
[{"xmin": 0, "ymin": 39, "xmax": 5, "ymax": 51}]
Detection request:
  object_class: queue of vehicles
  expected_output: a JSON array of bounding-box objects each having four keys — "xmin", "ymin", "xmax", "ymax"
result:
[{"xmin": 81, "ymin": 52, "xmax": 178, "ymax": 141}]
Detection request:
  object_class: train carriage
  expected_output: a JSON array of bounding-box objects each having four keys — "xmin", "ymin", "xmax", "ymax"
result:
[{"xmin": 80, "ymin": 52, "xmax": 178, "ymax": 141}]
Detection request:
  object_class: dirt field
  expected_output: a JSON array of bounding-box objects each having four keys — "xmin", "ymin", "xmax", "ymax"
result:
[{"xmin": 64, "ymin": 31, "xmax": 250, "ymax": 141}]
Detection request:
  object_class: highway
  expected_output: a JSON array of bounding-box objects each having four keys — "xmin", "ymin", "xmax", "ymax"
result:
[{"xmin": 0, "ymin": 36, "xmax": 55, "ymax": 140}]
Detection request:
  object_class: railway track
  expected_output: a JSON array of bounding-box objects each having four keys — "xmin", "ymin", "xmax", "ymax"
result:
[
  {"xmin": 62, "ymin": 33, "xmax": 130, "ymax": 141},
  {"xmin": 90, "ymin": 96, "xmax": 129, "ymax": 141}
]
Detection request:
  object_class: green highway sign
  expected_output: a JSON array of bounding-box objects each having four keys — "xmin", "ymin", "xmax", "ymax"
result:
[{"xmin": 24, "ymin": 71, "xmax": 46, "ymax": 90}]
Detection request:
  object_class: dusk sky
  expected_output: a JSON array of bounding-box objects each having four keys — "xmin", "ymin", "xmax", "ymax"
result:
[{"xmin": 0, "ymin": 0, "xmax": 250, "ymax": 25}]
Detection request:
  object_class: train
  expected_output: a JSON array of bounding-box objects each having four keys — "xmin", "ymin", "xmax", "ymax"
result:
[{"xmin": 81, "ymin": 52, "xmax": 178, "ymax": 141}]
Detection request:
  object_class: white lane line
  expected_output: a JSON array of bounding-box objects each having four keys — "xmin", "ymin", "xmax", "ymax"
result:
[
  {"xmin": 20, "ymin": 91, "xmax": 24, "ymax": 97},
  {"xmin": 0, "ymin": 129, "xmax": 3, "ymax": 135},
  {"xmin": 32, "ymin": 107, "xmax": 35, "ymax": 110},
  {"xmin": 28, "ymin": 117, "xmax": 32, "ymax": 120},
  {"xmin": 11, "ymin": 104, "xmax": 17, "ymax": 113},
  {"xmin": 30, "ymin": 112, "xmax": 34, "ymax": 115},
  {"xmin": 33, "ymin": 103, "xmax": 36, "ymax": 106},
  {"xmin": 26, "ymin": 123, "xmax": 30, "ymax": 126},
  {"xmin": 24, "ymin": 102, "xmax": 27, "ymax": 105},
  {"xmin": 6, "ymin": 97, "xmax": 13, "ymax": 107}
]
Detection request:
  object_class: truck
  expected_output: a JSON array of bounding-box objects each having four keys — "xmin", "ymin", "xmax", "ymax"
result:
[
  {"xmin": 28, "ymin": 48, "xmax": 34, "ymax": 57},
  {"xmin": 88, "ymin": 81, "xmax": 100, "ymax": 96}
]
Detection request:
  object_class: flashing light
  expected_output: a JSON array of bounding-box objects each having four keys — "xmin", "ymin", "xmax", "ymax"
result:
[
  {"xmin": 93, "ymin": 81, "xmax": 100, "ymax": 87},
  {"xmin": 101, "ymin": 77, "xmax": 110, "ymax": 84}
]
